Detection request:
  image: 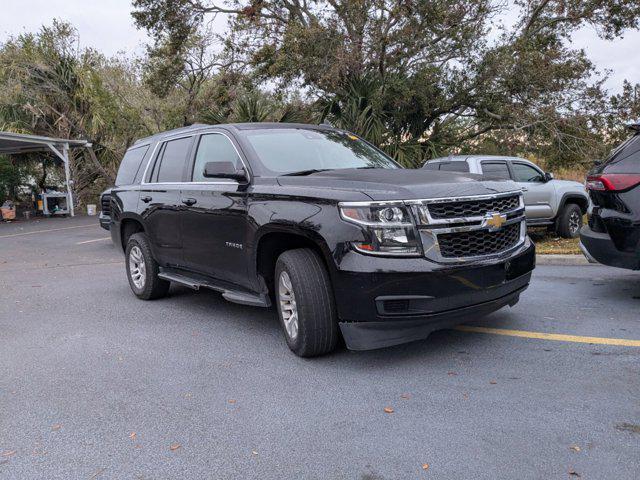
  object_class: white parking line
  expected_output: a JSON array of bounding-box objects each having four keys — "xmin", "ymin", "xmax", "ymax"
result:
[
  {"xmin": 0, "ymin": 224, "xmax": 96, "ymax": 239},
  {"xmin": 76, "ymin": 237, "xmax": 111, "ymax": 245}
]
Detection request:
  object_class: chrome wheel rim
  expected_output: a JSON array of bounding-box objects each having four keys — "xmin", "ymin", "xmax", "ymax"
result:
[
  {"xmin": 129, "ymin": 245, "xmax": 146, "ymax": 289},
  {"xmin": 569, "ymin": 211, "xmax": 581, "ymax": 234},
  {"xmin": 278, "ymin": 271, "xmax": 299, "ymax": 340}
]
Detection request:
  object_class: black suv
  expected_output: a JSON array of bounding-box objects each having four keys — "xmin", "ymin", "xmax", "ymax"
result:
[
  {"xmin": 107, "ymin": 123, "xmax": 535, "ymax": 356},
  {"xmin": 580, "ymin": 124, "xmax": 640, "ymax": 269}
]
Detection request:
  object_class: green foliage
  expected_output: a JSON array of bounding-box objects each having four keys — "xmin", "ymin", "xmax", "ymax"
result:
[
  {"xmin": 132, "ymin": 0, "xmax": 640, "ymax": 168},
  {"xmin": 3, "ymin": 2, "xmax": 640, "ymax": 202}
]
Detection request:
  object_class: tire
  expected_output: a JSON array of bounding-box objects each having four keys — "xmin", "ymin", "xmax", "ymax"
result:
[
  {"xmin": 125, "ymin": 232, "xmax": 170, "ymax": 300},
  {"xmin": 556, "ymin": 203, "xmax": 583, "ymax": 239},
  {"xmin": 274, "ymin": 248, "xmax": 339, "ymax": 357}
]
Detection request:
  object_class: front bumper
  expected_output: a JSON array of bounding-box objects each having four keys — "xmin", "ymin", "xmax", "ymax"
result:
[
  {"xmin": 333, "ymin": 241, "xmax": 535, "ymax": 350},
  {"xmin": 579, "ymin": 225, "xmax": 640, "ymax": 270},
  {"xmin": 99, "ymin": 212, "xmax": 110, "ymax": 231}
]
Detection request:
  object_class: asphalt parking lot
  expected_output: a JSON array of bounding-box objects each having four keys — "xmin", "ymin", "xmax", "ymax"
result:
[{"xmin": 1, "ymin": 216, "xmax": 639, "ymax": 480}]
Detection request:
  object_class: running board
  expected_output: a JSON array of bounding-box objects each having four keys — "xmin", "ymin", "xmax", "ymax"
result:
[{"xmin": 158, "ymin": 269, "xmax": 271, "ymax": 308}]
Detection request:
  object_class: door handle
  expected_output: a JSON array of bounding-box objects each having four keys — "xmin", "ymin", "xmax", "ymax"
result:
[
  {"xmin": 182, "ymin": 198, "xmax": 197, "ymax": 206},
  {"xmin": 141, "ymin": 195, "xmax": 152, "ymax": 203}
]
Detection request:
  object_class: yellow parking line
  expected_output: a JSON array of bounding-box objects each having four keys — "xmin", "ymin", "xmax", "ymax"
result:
[{"xmin": 454, "ymin": 325, "xmax": 640, "ymax": 347}]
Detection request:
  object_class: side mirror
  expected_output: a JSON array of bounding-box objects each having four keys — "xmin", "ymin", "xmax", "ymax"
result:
[
  {"xmin": 203, "ymin": 161, "xmax": 248, "ymax": 182},
  {"xmin": 544, "ymin": 172, "xmax": 554, "ymax": 182}
]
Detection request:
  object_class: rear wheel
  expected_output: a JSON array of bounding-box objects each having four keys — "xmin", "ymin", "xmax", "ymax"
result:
[
  {"xmin": 125, "ymin": 233, "xmax": 170, "ymax": 300},
  {"xmin": 556, "ymin": 203, "xmax": 583, "ymax": 239},
  {"xmin": 275, "ymin": 248, "xmax": 339, "ymax": 357}
]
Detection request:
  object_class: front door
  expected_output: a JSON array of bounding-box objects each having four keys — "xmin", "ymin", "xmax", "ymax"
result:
[
  {"xmin": 180, "ymin": 132, "xmax": 251, "ymax": 288},
  {"xmin": 511, "ymin": 161, "xmax": 555, "ymax": 219},
  {"xmin": 140, "ymin": 135, "xmax": 194, "ymax": 266}
]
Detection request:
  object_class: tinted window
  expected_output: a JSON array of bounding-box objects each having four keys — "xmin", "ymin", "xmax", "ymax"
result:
[
  {"xmin": 439, "ymin": 162, "xmax": 469, "ymax": 173},
  {"xmin": 115, "ymin": 145, "xmax": 149, "ymax": 186},
  {"xmin": 603, "ymin": 135, "xmax": 640, "ymax": 174},
  {"xmin": 192, "ymin": 134, "xmax": 243, "ymax": 182},
  {"xmin": 481, "ymin": 161, "xmax": 511, "ymax": 180},
  {"xmin": 512, "ymin": 163, "xmax": 544, "ymax": 182},
  {"xmin": 151, "ymin": 137, "xmax": 192, "ymax": 183},
  {"xmin": 244, "ymin": 128, "xmax": 398, "ymax": 174}
]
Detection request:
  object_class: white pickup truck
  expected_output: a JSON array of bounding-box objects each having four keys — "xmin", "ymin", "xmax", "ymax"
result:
[{"xmin": 423, "ymin": 155, "xmax": 589, "ymax": 238}]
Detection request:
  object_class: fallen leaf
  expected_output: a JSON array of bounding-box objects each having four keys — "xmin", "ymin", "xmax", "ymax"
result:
[
  {"xmin": 129, "ymin": 432, "xmax": 136, "ymax": 440},
  {"xmin": 1, "ymin": 450, "xmax": 16, "ymax": 457},
  {"xmin": 447, "ymin": 371, "xmax": 458, "ymax": 376},
  {"xmin": 568, "ymin": 469, "xmax": 581, "ymax": 477},
  {"xmin": 400, "ymin": 394, "xmax": 411, "ymax": 400},
  {"xmin": 570, "ymin": 445, "xmax": 581, "ymax": 452},
  {"xmin": 383, "ymin": 407, "xmax": 394, "ymax": 414},
  {"xmin": 251, "ymin": 450, "xmax": 258, "ymax": 455},
  {"xmin": 489, "ymin": 380, "xmax": 497, "ymax": 385},
  {"xmin": 89, "ymin": 468, "xmax": 105, "ymax": 479},
  {"xmin": 228, "ymin": 399, "xmax": 237, "ymax": 404},
  {"xmin": 170, "ymin": 443, "xmax": 181, "ymax": 451},
  {"xmin": 422, "ymin": 463, "xmax": 429, "ymax": 471},
  {"xmin": 51, "ymin": 424, "xmax": 62, "ymax": 431},
  {"xmin": 463, "ymin": 393, "xmax": 469, "ymax": 400}
]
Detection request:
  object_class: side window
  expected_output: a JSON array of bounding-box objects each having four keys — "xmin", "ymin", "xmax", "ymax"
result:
[
  {"xmin": 150, "ymin": 137, "xmax": 192, "ymax": 183},
  {"xmin": 439, "ymin": 162, "xmax": 470, "ymax": 173},
  {"xmin": 481, "ymin": 161, "xmax": 511, "ymax": 180},
  {"xmin": 192, "ymin": 133, "xmax": 243, "ymax": 182},
  {"xmin": 512, "ymin": 163, "xmax": 544, "ymax": 182},
  {"xmin": 115, "ymin": 145, "xmax": 149, "ymax": 186}
]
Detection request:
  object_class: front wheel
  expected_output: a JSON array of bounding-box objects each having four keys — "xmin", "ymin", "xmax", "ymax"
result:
[
  {"xmin": 275, "ymin": 249, "xmax": 339, "ymax": 357},
  {"xmin": 125, "ymin": 233, "xmax": 170, "ymax": 300},
  {"xmin": 556, "ymin": 204, "xmax": 583, "ymax": 239}
]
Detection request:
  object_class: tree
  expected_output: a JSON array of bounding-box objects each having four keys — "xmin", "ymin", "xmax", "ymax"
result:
[
  {"xmin": 0, "ymin": 21, "xmax": 151, "ymax": 201},
  {"xmin": 133, "ymin": 0, "xmax": 640, "ymax": 167}
]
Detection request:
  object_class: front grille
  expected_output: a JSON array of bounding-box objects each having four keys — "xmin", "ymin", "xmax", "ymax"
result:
[
  {"xmin": 100, "ymin": 194, "xmax": 111, "ymax": 215},
  {"xmin": 427, "ymin": 195, "xmax": 520, "ymax": 219},
  {"xmin": 438, "ymin": 222, "xmax": 521, "ymax": 258}
]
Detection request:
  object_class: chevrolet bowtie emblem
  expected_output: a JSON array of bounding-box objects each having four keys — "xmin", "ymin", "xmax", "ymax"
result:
[{"xmin": 484, "ymin": 212, "xmax": 507, "ymax": 231}]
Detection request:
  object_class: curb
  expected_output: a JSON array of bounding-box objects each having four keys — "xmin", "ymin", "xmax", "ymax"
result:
[{"xmin": 536, "ymin": 254, "xmax": 591, "ymax": 266}]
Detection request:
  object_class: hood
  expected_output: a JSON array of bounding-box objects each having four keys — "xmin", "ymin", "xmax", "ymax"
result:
[{"xmin": 276, "ymin": 168, "xmax": 519, "ymax": 201}]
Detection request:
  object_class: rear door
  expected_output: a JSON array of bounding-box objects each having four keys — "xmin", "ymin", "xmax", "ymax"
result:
[
  {"xmin": 480, "ymin": 160, "xmax": 511, "ymax": 180},
  {"xmin": 180, "ymin": 132, "xmax": 251, "ymax": 288},
  {"xmin": 511, "ymin": 161, "xmax": 554, "ymax": 219},
  {"xmin": 139, "ymin": 135, "xmax": 194, "ymax": 266}
]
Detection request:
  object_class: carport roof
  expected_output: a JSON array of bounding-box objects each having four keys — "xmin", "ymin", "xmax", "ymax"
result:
[{"xmin": 0, "ymin": 131, "xmax": 89, "ymax": 155}]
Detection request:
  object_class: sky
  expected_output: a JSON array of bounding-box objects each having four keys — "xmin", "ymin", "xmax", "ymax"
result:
[{"xmin": 0, "ymin": 0, "xmax": 638, "ymax": 95}]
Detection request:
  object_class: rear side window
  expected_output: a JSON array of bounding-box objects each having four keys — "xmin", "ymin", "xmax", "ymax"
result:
[
  {"xmin": 115, "ymin": 145, "xmax": 149, "ymax": 186},
  {"xmin": 149, "ymin": 137, "xmax": 192, "ymax": 183},
  {"xmin": 481, "ymin": 161, "xmax": 511, "ymax": 180},
  {"xmin": 603, "ymin": 135, "xmax": 640, "ymax": 173},
  {"xmin": 192, "ymin": 134, "xmax": 243, "ymax": 182},
  {"xmin": 439, "ymin": 162, "xmax": 469, "ymax": 173}
]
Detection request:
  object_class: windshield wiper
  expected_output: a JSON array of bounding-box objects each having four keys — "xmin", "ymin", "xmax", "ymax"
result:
[{"xmin": 282, "ymin": 169, "xmax": 332, "ymax": 176}]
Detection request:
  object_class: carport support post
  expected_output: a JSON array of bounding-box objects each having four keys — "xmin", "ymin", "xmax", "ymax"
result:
[
  {"xmin": 46, "ymin": 142, "xmax": 75, "ymax": 217},
  {"xmin": 62, "ymin": 143, "xmax": 74, "ymax": 217}
]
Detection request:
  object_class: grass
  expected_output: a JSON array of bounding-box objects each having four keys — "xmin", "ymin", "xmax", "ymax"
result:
[{"xmin": 528, "ymin": 227, "xmax": 582, "ymax": 255}]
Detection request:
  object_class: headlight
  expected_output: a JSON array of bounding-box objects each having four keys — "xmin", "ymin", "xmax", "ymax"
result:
[{"xmin": 339, "ymin": 202, "xmax": 421, "ymax": 256}]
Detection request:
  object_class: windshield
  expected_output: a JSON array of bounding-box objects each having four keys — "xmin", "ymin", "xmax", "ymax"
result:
[{"xmin": 243, "ymin": 128, "xmax": 399, "ymax": 174}]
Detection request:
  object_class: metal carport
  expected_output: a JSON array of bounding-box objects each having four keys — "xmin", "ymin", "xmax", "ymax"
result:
[{"xmin": 0, "ymin": 132, "xmax": 90, "ymax": 217}]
